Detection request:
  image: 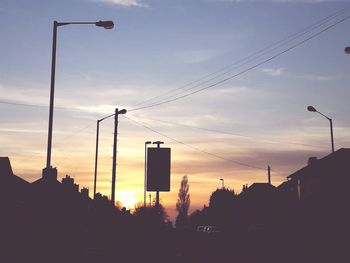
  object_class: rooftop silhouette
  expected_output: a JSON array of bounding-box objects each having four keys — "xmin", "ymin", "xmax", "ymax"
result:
[{"xmin": 1, "ymin": 149, "xmax": 349, "ymax": 262}]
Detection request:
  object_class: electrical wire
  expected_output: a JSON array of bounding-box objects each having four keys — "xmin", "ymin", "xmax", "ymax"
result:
[
  {"xmin": 132, "ymin": 4, "xmax": 350, "ymax": 108},
  {"xmin": 0, "ymin": 99, "xmax": 85, "ymax": 112},
  {"xmin": 123, "ymin": 115, "xmax": 267, "ymax": 171},
  {"xmin": 139, "ymin": 117, "xmax": 327, "ymax": 149},
  {"xmin": 129, "ymin": 12, "xmax": 350, "ymax": 112}
]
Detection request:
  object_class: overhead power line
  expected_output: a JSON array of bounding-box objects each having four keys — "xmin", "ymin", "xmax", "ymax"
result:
[
  {"xmin": 123, "ymin": 115, "xmax": 267, "ymax": 171},
  {"xmin": 0, "ymin": 100, "xmax": 48, "ymax": 109},
  {"xmin": 129, "ymin": 11, "xmax": 350, "ymax": 112},
  {"xmin": 140, "ymin": 117, "xmax": 327, "ymax": 149},
  {"xmin": 131, "ymin": 4, "xmax": 350, "ymax": 109},
  {"xmin": 0, "ymin": 99, "xmax": 85, "ymax": 112}
]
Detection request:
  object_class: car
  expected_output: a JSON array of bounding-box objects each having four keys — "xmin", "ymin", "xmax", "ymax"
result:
[{"xmin": 196, "ymin": 225, "xmax": 221, "ymax": 234}]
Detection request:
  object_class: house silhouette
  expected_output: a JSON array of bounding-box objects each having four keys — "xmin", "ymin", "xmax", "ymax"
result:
[{"xmin": 280, "ymin": 148, "xmax": 350, "ymax": 205}]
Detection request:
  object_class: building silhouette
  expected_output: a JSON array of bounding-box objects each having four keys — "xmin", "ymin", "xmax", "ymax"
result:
[
  {"xmin": 1, "ymin": 148, "xmax": 350, "ymax": 262},
  {"xmin": 281, "ymin": 148, "xmax": 350, "ymax": 204}
]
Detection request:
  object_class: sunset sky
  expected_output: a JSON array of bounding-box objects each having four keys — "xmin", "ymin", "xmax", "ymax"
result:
[{"xmin": 1, "ymin": 0, "xmax": 350, "ymax": 219}]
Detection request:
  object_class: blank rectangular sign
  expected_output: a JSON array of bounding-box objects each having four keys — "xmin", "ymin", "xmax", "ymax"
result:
[{"xmin": 147, "ymin": 147, "xmax": 171, "ymax": 192}]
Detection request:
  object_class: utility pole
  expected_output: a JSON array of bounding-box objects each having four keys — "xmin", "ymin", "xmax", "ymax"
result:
[
  {"xmin": 268, "ymin": 165, "xmax": 271, "ymax": 185},
  {"xmin": 110, "ymin": 108, "xmax": 127, "ymax": 205},
  {"xmin": 111, "ymin": 108, "xmax": 119, "ymax": 205}
]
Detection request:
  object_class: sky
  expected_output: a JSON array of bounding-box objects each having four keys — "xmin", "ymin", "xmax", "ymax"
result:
[{"xmin": 1, "ymin": 0, "xmax": 350, "ymax": 220}]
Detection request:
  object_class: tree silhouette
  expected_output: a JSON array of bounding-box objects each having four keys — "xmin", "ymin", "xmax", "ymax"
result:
[
  {"xmin": 175, "ymin": 175, "xmax": 190, "ymax": 229},
  {"xmin": 208, "ymin": 188, "xmax": 237, "ymax": 228},
  {"xmin": 209, "ymin": 187, "xmax": 236, "ymax": 210},
  {"xmin": 133, "ymin": 203, "xmax": 169, "ymax": 227}
]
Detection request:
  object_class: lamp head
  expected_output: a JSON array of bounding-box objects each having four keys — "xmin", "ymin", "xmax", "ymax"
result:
[
  {"xmin": 95, "ymin": 20, "xmax": 114, "ymax": 29},
  {"xmin": 145, "ymin": 141, "xmax": 152, "ymax": 145},
  {"xmin": 345, "ymin": 47, "xmax": 350, "ymax": 54},
  {"xmin": 118, "ymin": 109, "xmax": 127, "ymax": 115},
  {"xmin": 307, "ymin": 106, "xmax": 317, "ymax": 112}
]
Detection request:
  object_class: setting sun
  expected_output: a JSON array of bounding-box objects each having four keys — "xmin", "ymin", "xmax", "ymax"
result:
[{"xmin": 117, "ymin": 190, "xmax": 139, "ymax": 210}]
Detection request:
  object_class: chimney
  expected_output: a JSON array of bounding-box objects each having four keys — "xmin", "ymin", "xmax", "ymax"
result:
[
  {"xmin": 308, "ymin": 157, "xmax": 318, "ymax": 166},
  {"xmin": 81, "ymin": 187, "xmax": 89, "ymax": 198},
  {"xmin": 42, "ymin": 166, "xmax": 58, "ymax": 182},
  {"xmin": 268, "ymin": 165, "xmax": 271, "ymax": 184}
]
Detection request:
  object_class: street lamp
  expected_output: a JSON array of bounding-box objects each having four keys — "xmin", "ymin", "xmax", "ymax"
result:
[
  {"xmin": 220, "ymin": 178, "xmax": 224, "ymax": 189},
  {"xmin": 45, "ymin": 20, "xmax": 114, "ymax": 179},
  {"xmin": 307, "ymin": 105, "xmax": 335, "ymax": 153},
  {"xmin": 345, "ymin": 47, "xmax": 350, "ymax": 54},
  {"xmin": 93, "ymin": 113, "xmax": 115, "ymax": 198},
  {"xmin": 144, "ymin": 141, "xmax": 152, "ymax": 207}
]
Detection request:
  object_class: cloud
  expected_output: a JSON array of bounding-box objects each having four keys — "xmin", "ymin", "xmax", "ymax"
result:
[
  {"xmin": 261, "ymin": 67, "xmax": 284, "ymax": 76},
  {"xmin": 93, "ymin": 0, "xmax": 148, "ymax": 7},
  {"xmin": 172, "ymin": 49, "xmax": 220, "ymax": 64},
  {"xmin": 298, "ymin": 73, "xmax": 338, "ymax": 81}
]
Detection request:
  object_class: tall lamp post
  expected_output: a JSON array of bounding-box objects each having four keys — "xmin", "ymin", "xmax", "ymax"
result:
[
  {"xmin": 220, "ymin": 178, "xmax": 224, "ymax": 189},
  {"xmin": 93, "ymin": 112, "xmax": 115, "ymax": 198},
  {"xmin": 307, "ymin": 106, "xmax": 335, "ymax": 153},
  {"xmin": 45, "ymin": 20, "xmax": 114, "ymax": 179},
  {"xmin": 144, "ymin": 141, "xmax": 152, "ymax": 207}
]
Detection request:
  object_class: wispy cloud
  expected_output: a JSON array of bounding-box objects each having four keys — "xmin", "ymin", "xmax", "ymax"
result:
[
  {"xmin": 298, "ymin": 73, "xmax": 338, "ymax": 81},
  {"xmin": 261, "ymin": 67, "xmax": 284, "ymax": 76},
  {"xmin": 172, "ymin": 49, "xmax": 220, "ymax": 64},
  {"xmin": 93, "ymin": 0, "xmax": 148, "ymax": 7}
]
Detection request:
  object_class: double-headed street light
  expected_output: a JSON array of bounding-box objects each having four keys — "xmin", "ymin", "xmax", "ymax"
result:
[
  {"xmin": 45, "ymin": 20, "xmax": 114, "ymax": 178},
  {"xmin": 307, "ymin": 105, "xmax": 335, "ymax": 153}
]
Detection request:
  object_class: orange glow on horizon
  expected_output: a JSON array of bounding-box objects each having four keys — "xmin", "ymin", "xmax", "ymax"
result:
[{"xmin": 117, "ymin": 190, "xmax": 139, "ymax": 210}]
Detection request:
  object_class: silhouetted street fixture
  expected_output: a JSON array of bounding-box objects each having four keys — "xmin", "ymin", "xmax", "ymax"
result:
[
  {"xmin": 220, "ymin": 178, "xmax": 224, "ymax": 188},
  {"xmin": 93, "ymin": 113, "xmax": 115, "ymax": 198},
  {"xmin": 268, "ymin": 165, "xmax": 271, "ymax": 184},
  {"xmin": 153, "ymin": 141, "xmax": 164, "ymax": 206},
  {"xmin": 307, "ymin": 105, "xmax": 334, "ymax": 153},
  {"xmin": 345, "ymin": 46, "xmax": 350, "ymax": 54},
  {"xmin": 45, "ymin": 20, "xmax": 114, "ymax": 178},
  {"xmin": 111, "ymin": 108, "xmax": 127, "ymax": 205},
  {"xmin": 144, "ymin": 141, "xmax": 152, "ymax": 207}
]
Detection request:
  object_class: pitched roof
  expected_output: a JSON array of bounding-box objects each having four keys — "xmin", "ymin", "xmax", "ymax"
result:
[
  {"xmin": 248, "ymin": 183, "xmax": 276, "ymax": 191},
  {"xmin": 0, "ymin": 157, "xmax": 29, "ymax": 186},
  {"xmin": 287, "ymin": 148, "xmax": 350, "ymax": 180}
]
